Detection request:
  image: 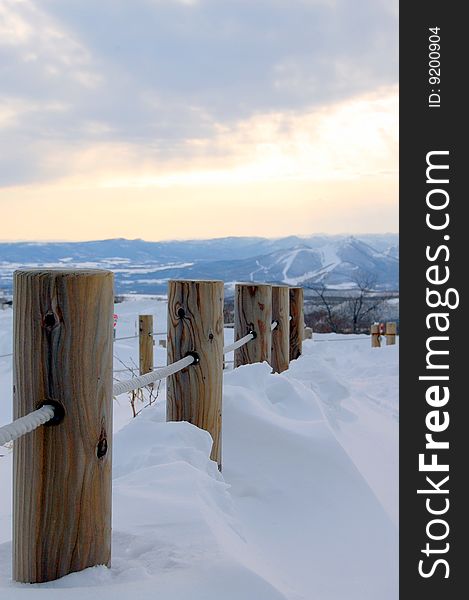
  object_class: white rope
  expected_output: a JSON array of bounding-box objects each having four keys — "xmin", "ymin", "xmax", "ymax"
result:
[
  {"xmin": 113, "ymin": 327, "xmax": 258, "ymax": 396},
  {"xmin": 313, "ymin": 337, "xmax": 367, "ymax": 343},
  {"xmin": 0, "ymin": 405, "xmax": 55, "ymax": 446},
  {"xmin": 112, "ymin": 355, "xmax": 195, "ymax": 396},
  {"xmin": 271, "ymin": 321, "xmax": 278, "ymax": 331},
  {"xmin": 223, "ymin": 332, "xmax": 254, "ymax": 355}
]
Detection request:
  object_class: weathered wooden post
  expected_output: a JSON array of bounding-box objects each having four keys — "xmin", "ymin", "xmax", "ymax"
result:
[
  {"xmin": 166, "ymin": 280, "xmax": 224, "ymax": 469},
  {"xmin": 289, "ymin": 286, "xmax": 304, "ymax": 361},
  {"xmin": 371, "ymin": 323, "xmax": 381, "ymax": 347},
  {"xmin": 13, "ymin": 268, "xmax": 114, "ymax": 583},
  {"xmin": 234, "ymin": 283, "xmax": 272, "ymax": 368},
  {"xmin": 386, "ymin": 321, "xmax": 397, "ymax": 345},
  {"xmin": 139, "ymin": 314, "xmax": 154, "ymax": 376},
  {"xmin": 270, "ymin": 285, "xmax": 290, "ymax": 374}
]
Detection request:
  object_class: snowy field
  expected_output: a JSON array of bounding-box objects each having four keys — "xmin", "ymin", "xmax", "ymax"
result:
[{"xmin": 0, "ymin": 298, "xmax": 398, "ymax": 599}]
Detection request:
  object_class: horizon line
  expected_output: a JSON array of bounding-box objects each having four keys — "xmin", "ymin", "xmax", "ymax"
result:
[{"xmin": 0, "ymin": 232, "xmax": 400, "ymax": 245}]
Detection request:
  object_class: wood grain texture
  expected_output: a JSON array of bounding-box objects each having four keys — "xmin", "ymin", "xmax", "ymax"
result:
[
  {"xmin": 289, "ymin": 287, "xmax": 304, "ymax": 361},
  {"xmin": 371, "ymin": 323, "xmax": 381, "ymax": 347},
  {"xmin": 139, "ymin": 315, "xmax": 154, "ymax": 375},
  {"xmin": 270, "ymin": 285, "xmax": 290, "ymax": 374},
  {"xmin": 13, "ymin": 268, "xmax": 114, "ymax": 583},
  {"xmin": 234, "ymin": 283, "xmax": 272, "ymax": 368},
  {"xmin": 166, "ymin": 280, "xmax": 224, "ymax": 469},
  {"xmin": 385, "ymin": 322, "xmax": 397, "ymax": 345}
]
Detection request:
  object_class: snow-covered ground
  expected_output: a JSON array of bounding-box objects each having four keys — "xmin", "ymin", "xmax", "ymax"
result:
[{"xmin": 0, "ymin": 299, "xmax": 398, "ymax": 599}]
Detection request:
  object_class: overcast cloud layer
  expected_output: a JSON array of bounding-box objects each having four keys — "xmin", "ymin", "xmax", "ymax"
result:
[{"xmin": 0, "ymin": 0, "xmax": 398, "ymax": 185}]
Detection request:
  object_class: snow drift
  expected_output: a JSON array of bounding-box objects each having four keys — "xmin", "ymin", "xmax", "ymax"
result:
[{"xmin": 0, "ymin": 302, "xmax": 398, "ymax": 599}]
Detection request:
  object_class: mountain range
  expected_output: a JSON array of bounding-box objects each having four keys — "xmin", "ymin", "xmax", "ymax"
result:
[{"xmin": 0, "ymin": 234, "xmax": 399, "ymax": 295}]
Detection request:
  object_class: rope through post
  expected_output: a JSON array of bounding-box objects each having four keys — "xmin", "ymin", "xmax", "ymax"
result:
[
  {"xmin": 113, "ymin": 323, "xmax": 258, "ymax": 394},
  {"xmin": 114, "ymin": 319, "xmax": 259, "ymax": 395},
  {"xmin": 0, "ymin": 405, "xmax": 55, "ymax": 446},
  {"xmin": 112, "ymin": 354, "xmax": 195, "ymax": 396},
  {"xmin": 271, "ymin": 284, "xmax": 290, "ymax": 374},
  {"xmin": 289, "ymin": 286, "xmax": 304, "ymax": 361},
  {"xmin": 166, "ymin": 280, "xmax": 224, "ymax": 469},
  {"xmin": 139, "ymin": 314, "xmax": 154, "ymax": 379},
  {"xmin": 13, "ymin": 268, "xmax": 114, "ymax": 584},
  {"xmin": 234, "ymin": 283, "xmax": 273, "ymax": 367},
  {"xmin": 223, "ymin": 332, "xmax": 255, "ymax": 355}
]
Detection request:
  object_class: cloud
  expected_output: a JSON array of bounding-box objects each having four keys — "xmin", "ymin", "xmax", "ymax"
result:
[
  {"xmin": 94, "ymin": 86, "xmax": 398, "ymax": 188},
  {"xmin": 0, "ymin": 85, "xmax": 397, "ymax": 194},
  {"xmin": 0, "ymin": 0, "xmax": 397, "ymax": 187}
]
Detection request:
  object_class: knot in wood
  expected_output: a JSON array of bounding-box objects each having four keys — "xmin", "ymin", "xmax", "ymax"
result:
[
  {"xmin": 97, "ymin": 435, "xmax": 108, "ymax": 459},
  {"xmin": 43, "ymin": 311, "xmax": 58, "ymax": 330}
]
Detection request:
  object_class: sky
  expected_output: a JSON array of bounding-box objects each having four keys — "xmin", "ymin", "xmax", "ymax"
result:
[{"xmin": 0, "ymin": 0, "xmax": 398, "ymax": 242}]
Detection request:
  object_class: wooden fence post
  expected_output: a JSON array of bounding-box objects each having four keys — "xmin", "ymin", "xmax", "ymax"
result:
[
  {"xmin": 234, "ymin": 283, "xmax": 272, "ymax": 368},
  {"xmin": 289, "ymin": 286, "xmax": 304, "ymax": 361},
  {"xmin": 386, "ymin": 321, "xmax": 397, "ymax": 345},
  {"xmin": 13, "ymin": 268, "xmax": 114, "ymax": 583},
  {"xmin": 139, "ymin": 314, "xmax": 154, "ymax": 376},
  {"xmin": 371, "ymin": 323, "xmax": 381, "ymax": 347},
  {"xmin": 271, "ymin": 285, "xmax": 290, "ymax": 374},
  {"xmin": 166, "ymin": 280, "xmax": 224, "ymax": 469}
]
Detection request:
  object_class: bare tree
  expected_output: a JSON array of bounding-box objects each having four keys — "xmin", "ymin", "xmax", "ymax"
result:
[
  {"xmin": 306, "ymin": 271, "xmax": 388, "ymax": 334},
  {"xmin": 342, "ymin": 272, "xmax": 384, "ymax": 333},
  {"xmin": 309, "ymin": 282, "xmax": 340, "ymax": 332}
]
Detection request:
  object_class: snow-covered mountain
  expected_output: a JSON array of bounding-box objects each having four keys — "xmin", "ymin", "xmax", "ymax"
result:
[
  {"xmin": 211, "ymin": 237, "xmax": 398, "ymax": 289},
  {"xmin": 0, "ymin": 234, "xmax": 398, "ymax": 293}
]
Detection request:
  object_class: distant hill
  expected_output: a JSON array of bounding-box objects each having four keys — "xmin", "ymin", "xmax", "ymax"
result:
[{"xmin": 0, "ymin": 234, "xmax": 399, "ymax": 294}]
